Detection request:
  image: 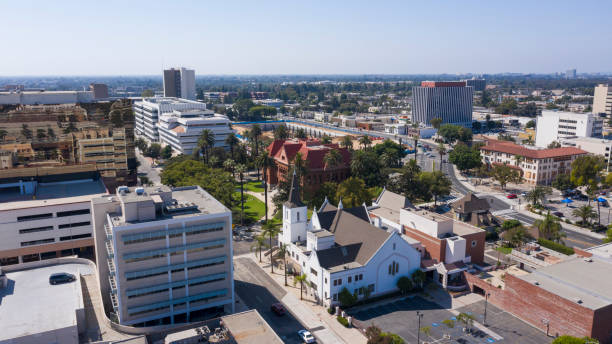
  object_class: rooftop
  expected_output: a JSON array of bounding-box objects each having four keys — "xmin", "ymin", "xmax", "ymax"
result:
[
  {"xmin": 222, "ymin": 310, "xmax": 284, "ymax": 344},
  {"xmin": 0, "ymin": 262, "xmax": 93, "ymax": 342},
  {"xmin": 481, "ymin": 139, "xmax": 587, "ymax": 159},
  {"xmin": 0, "ymin": 179, "xmax": 107, "ymax": 210}
]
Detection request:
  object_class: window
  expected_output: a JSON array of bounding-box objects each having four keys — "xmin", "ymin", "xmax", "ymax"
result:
[
  {"xmin": 21, "ymin": 238, "xmax": 54, "ymax": 247},
  {"xmin": 368, "ymin": 284, "xmax": 375, "ymax": 293},
  {"xmin": 471, "ymin": 240, "xmax": 477, "ymax": 247},
  {"xmin": 325, "ymin": 278, "xmax": 327, "ymax": 284},
  {"xmin": 19, "ymin": 226, "xmax": 54, "ymax": 234},
  {"xmin": 56, "ymin": 209, "xmax": 90, "ymax": 217},
  {"xmin": 59, "ymin": 233, "xmax": 92, "ymax": 241},
  {"xmin": 325, "ymin": 292, "xmax": 328, "ymax": 298},
  {"xmin": 333, "ymin": 293, "xmax": 338, "ymax": 301},
  {"xmin": 185, "ymin": 226, "xmax": 223, "ymax": 236},
  {"xmin": 310, "ymin": 268, "xmax": 318, "ymax": 276},
  {"xmin": 17, "ymin": 213, "xmax": 53, "ymax": 222},
  {"xmin": 388, "ymin": 261, "xmax": 399, "ymax": 276},
  {"xmin": 348, "ymin": 276, "xmax": 352, "ymax": 283},
  {"xmin": 58, "ymin": 221, "xmax": 90, "ymax": 229}
]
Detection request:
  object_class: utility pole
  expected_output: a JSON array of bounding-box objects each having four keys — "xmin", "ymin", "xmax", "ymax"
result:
[
  {"xmin": 483, "ymin": 292, "xmax": 491, "ymax": 326},
  {"xmin": 416, "ymin": 311, "xmax": 423, "ymax": 344},
  {"xmin": 541, "ymin": 319, "xmax": 550, "ymax": 337}
]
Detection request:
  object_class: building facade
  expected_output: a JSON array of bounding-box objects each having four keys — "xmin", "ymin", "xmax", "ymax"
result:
[
  {"xmin": 463, "ymin": 78, "xmax": 486, "ymax": 92},
  {"xmin": 535, "ymin": 110, "xmax": 603, "ymax": 147},
  {"xmin": 593, "ymin": 84, "xmax": 612, "ymax": 116},
  {"xmin": 157, "ymin": 109, "xmax": 232, "ymax": 155},
  {"xmin": 163, "ymin": 68, "xmax": 196, "ymax": 100},
  {"xmin": 133, "ymin": 97, "xmax": 208, "ymax": 142},
  {"xmin": 0, "ymin": 91, "xmax": 94, "ymax": 105},
  {"xmin": 559, "ymin": 136, "xmax": 612, "ymax": 172},
  {"xmin": 480, "ymin": 139, "xmax": 587, "ymax": 185},
  {"xmin": 89, "ymin": 83, "xmax": 109, "ymax": 99},
  {"xmin": 92, "ymin": 185, "xmax": 234, "ymax": 326},
  {"xmin": 411, "ymin": 81, "xmax": 473, "ymax": 127}
]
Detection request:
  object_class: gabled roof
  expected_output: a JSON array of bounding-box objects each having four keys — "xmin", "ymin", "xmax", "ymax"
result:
[
  {"xmin": 375, "ymin": 188, "xmax": 413, "ymax": 210},
  {"xmin": 480, "ymin": 139, "xmax": 587, "ymax": 159},
  {"xmin": 451, "ymin": 193, "xmax": 490, "ymax": 213},
  {"xmin": 266, "ymin": 139, "xmax": 350, "ymax": 170},
  {"xmin": 317, "ymin": 243, "xmax": 361, "ymax": 269}
]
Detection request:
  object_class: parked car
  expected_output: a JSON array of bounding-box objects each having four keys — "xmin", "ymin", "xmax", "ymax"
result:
[
  {"xmin": 49, "ymin": 272, "xmax": 76, "ymax": 285},
  {"xmin": 298, "ymin": 330, "xmax": 316, "ymax": 343},
  {"xmin": 552, "ymin": 211, "xmax": 564, "ymax": 217},
  {"xmin": 520, "ymin": 192, "xmax": 527, "ymax": 197},
  {"xmin": 572, "ymin": 193, "xmax": 588, "ymax": 201},
  {"xmin": 601, "ymin": 191, "xmax": 607, "ymax": 195},
  {"xmin": 506, "ymin": 194, "xmax": 518, "ymax": 199},
  {"xmin": 270, "ymin": 303, "xmax": 286, "ymax": 316}
]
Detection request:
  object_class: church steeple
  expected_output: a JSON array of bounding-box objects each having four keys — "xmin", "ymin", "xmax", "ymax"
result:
[{"xmin": 284, "ymin": 170, "xmax": 304, "ymax": 208}]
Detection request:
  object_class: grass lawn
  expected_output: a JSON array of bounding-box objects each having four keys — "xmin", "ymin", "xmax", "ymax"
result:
[
  {"xmin": 244, "ymin": 180, "xmax": 265, "ymax": 193},
  {"xmin": 495, "ymin": 246, "xmax": 512, "ymax": 255},
  {"xmin": 233, "ymin": 192, "xmax": 266, "ymax": 223}
]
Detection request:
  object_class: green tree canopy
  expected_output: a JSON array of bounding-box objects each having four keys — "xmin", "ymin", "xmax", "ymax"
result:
[
  {"xmin": 491, "ymin": 164, "xmax": 520, "ymax": 190},
  {"xmin": 570, "ymin": 155, "xmax": 605, "ymax": 187},
  {"xmin": 336, "ymin": 177, "xmax": 372, "ymax": 208},
  {"xmin": 448, "ymin": 143, "xmax": 482, "ymax": 172},
  {"xmin": 351, "ymin": 150, "xmax": 385, "ymax": 187}
]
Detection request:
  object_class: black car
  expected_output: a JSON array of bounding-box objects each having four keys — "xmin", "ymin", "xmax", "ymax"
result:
[{"xmin": 49, "ymin": 272, "xmax": 76, "ymax": 285}]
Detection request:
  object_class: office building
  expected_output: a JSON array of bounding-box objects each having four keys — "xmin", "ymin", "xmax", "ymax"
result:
[
  {"xmin": 92, "ymin": 185, "xmax": 234, "ymax": 326},
  {"xmin": 0, "ymin": 177, "xmax": 107, "ymax": 266},
  {"xmin": 535, "ymin": 110, "xmax": 603, "ymax": 147},
  {"xmin": 559, "ymin": 136, "xmax": 612, "ymax": 172},
  {"xmin": 593, "ymin": 84, "xmax": 612, "ymax": 116},
  {"xmin": 412, "ymin": 81, "xmax": 473, "ymax": 127},
  {"xmin": 163, "ymin": 68, "xmax": 196, "ymax": 100},
  {"xmin": 480, "ymin": 139, "xmax": 587, "ymax": 185},
  {"xmin": 90, "ymin": 83, "xmax": 109, "ymax": 99},
  {"xmin": 0, "ymin": 90, "xmax": 94, "ymax": 105},
  {"xmin": 566, "ymin": 68, "xmax": 577, "ymax": 79},
  {"xmin": 157, "ymin": 109, "xmax": 232, "ymax": 155},
  {"xmin": 463, "ymin": 78, "xmax": 486, "ymax": 92},
  {"xmin": 133, "ymin": 97, "xmax": 208, "ymax": 142}
]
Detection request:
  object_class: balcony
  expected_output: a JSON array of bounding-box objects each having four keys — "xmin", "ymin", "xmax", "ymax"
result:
[
  {"xmin": 104, "ymin": 225, "xmax": 113, "ymax": 240},
  {"xmin": 107, "ymin": 258, "xmax": 116, "ymax": 276},
  {"xmin": 109, "ymin": 274, "xmax": 117, "ymax": 294},
  {"xmin": 110, "ymin": 292, "xmax": 119, "ymax": 312},
  {"xmin": 105, "ymin": 240, "xmax": 114, "ymax": 259}
]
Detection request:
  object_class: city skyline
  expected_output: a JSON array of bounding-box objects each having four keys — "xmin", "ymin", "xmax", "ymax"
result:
[{"xmin": 2, "ymin": 0, "xmax": 612, "ymax": 76}]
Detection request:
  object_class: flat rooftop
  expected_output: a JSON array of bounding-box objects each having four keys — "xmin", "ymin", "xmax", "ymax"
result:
[
  {"xmin": 519, "ymin": 257, "xmax": 612, "ymax": 310},
  {"xmin": 0, "ymin": 179, "xmax": 107, "ymax": 210},
  {"xmin": 222, "ymin": 310, "xmax": 284, "ymax": 344},
  {"xmin": 0, "ymin": 262, "xmax": 93, "ymax": 342}
]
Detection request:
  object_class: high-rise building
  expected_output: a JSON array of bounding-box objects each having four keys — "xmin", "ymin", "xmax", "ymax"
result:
[
  {"xmin": 566, "ymin": 68, "xmax": 577, "ymax": 79},
  {"xmin": 593, "ymin": 84, "xmax": 612, "ymax": 116},
  {"xmin": 534, "ymin": 110, "xmax": 603, "ymax": 147},
  {"xmin": 463, "ymin": 78, "xmax": 486, "ymax": 92},
  {"xmin": 411, "ymin": 81, "xmax": 473, "ymax": 127},
  {"xmin": 163, "ymin": 67, "xmax": 196, "ymax": 100},
  {"xmin": 92, "ymin": 185, "xmax": 234, "ymax": 326},
  {"xmin": 89, "ymin": 83, "xmax": 109, "ymax": 99}
]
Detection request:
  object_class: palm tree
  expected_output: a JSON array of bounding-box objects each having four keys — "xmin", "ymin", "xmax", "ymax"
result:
[
  {"xmin": 225, "ymin": 133, "xmax": 239, "ymax": 160},
  {"xmin": 411, "ymin": 269, "xmax": 426, "ymax": 289},
  {"xmin": 235, "ymin": 164, "xmax": 247, "ymax": 226},
  {"xmin": 526, "ymin": 186, "xmax": 552, "ymax": 206},
  {"xmin": 323, "ymin": 149, "xmax": 342, "ymax": 170},
  {"xmin": 209, "ymin": 156, "xmax": 219, "ymax": 168},
  {"xmin": 572, "ymin": 205, "xmax": 597, "ymax": 226},
  {"xmin": 262, "ymin": 221, "xmax": 280, "ymax": 273},
  {"xmin": 457, "ymin": 313, "xmax": 475, "ymax": 332},
  {"xmin": 292, "ymin": 152, "xmax": 308, "ymax": 178},
  {"xmin": 223, "ymin": 159, "xmax": 235, "ymax": 178},
  {"xmin": 276, "ymin": 244, "xmax": 289, "ymax": 286},
  {"xmin": 198, "ymin": 129, "xmax": 215, "ymax": 164},
  {"xmin": 380, "ymin": 152, "xmax": 394, "ymax": 168},
  {"xmin": 412, "ymin": 134, "xmax": 419, "ymax": 161},
  {"xmin": 321, "ymin": 135, "xmax": 332, "ymax": 144},
  {"xmin": 256, "ymin": 152, "xmax": 275, "ymax": 222},
  {"xmin": 293, "ymin": 273, "xmax": 308, "ymax": 300},
  {"xmin": 534, "ymin": 212, "xmax": 565, "ymax": 243},
  {"xmin": 359, "ymin": 135, "xmax": 372, "ymax": 149},
  {"xmin": 341, "ymin": 135, "xmax": 353, "ymax": 150},
  {"xmin": 251, "ymin": 234, "xmax": 268, "ymax": 263},
  {"xmin": 250, "ymin": 124, "xmax": 263, "ymax": 179},
  {"xmin": 295, "ymin": 128, "xmax": 307, "ymax": 139},
  {"xmin": 514, "ymin": 154, "xmax": 523, "ymax": 168},
  {"xmin": 437, "ymin": 142, "xmax": 447, "ymax": 171}
]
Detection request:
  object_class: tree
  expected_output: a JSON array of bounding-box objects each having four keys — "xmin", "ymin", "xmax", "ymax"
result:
[
  {"xmin": 430, "ymin": 117, "xmax": 442, "ymax": 129},
  {"xmin": 552, "ymin": 173, "xmax": 575, "ymax": 191},
  {"xmin": 420, "ymin": 326, "xmax": 432, "ymax": 338},
  {"xmin": 436, "ymin": 142, "xmax": 446, "ymax": 171},
  {"xmin": 276, "ymin": 243, "xmax": 289, "ymax": 286},
  {"xmin": 145, "ymin": 143, "xmax": 162, "ymax": 159},
  {"xmin": 547, "ymin": 141, "xmax": 561, "ymax": 149},
  {"xmin": 262, "ymin": 221, "xmax": 280, "ymax": 273},
  {"xmin": 457, "ymin": 313, "xmax": 475, "ymax": 332},
  {"xmin": 233, "ymin": 98, "xmax": 255, "ymax": 119},
  {"xmin": 396, "ymin": 276, "xmax": 413, "ymax": 295},
  {"xmin": 249, "ymin": 105, "xmax": 277, "ymax": 119},
  {"xmin": 251, "ymin": 234, "xmax": 268, "ymax": 263},
  {"xmin": 311, "ymin": 182, "xmax": 338, "ymax": 208},
  {"xmin": 603, "ymin": 227, "xmax": 612, "ymax": 243},
  {"xmin": 525, "ymin": 186, "xmax": 552, "ymax": 206},
  {"xmin": 223, "ymin": 158, "xmax": 235, "ymax": 178},
  {"xmin": 160, "ymin": 145, "xmax": 173, "ymax": 159},
  {"xmin": 338, "ymin": 287, "xmax": 358, "ymax": 307},
  {"xmin": 336, "ymin": 177, "xmax": 372, "ymax": 208},
  {"xmin": 135, "ymin": 137, "xmax": 148, "ymax": 152},
  {"xmin": 572, "ymin": 205, "xmax": 597, "ymax": 226},
  {"xmin": 198, "ymin": 129, "xmax": 215, "ymax": 164},
  {"xmin": 525, "ymin": 120, "xmax": 536, "ymax": 128},
  {"xmin": 36, "ymin": 128, "xmax": 46, "ymax": 140},
  {"xmin": 341, "ymin": 135, "xmax": 353, "ymax": 150},
  {"xmin": 274, "ymin": 125, "xmax": 289, "ymax": 140},
  {"xmin": 351, "ymin": 150, "xmax": 385, "ymax": 187},
  {"xmin": 396, "ymin": 159, "xmax": 427, "ymax": 202},
  {"xmin": 411, "ymin": 269, "xmax": 426, "ymax": 289},
  {"xmin": 535, "ymin": 212, "xmax": 565, "ymax": 243},
  {"xmin": 419, "ymin": 171, "xmax": 451, "ymax": 206},
  {"xmin": 236, "ymin": 164, "xmax": 247, "ymax": 225},
  {"xmin": 292, "ymin": 152, "xmax": 309, "ymax": 178},
  {"xmin": 295, "ymin": 128, "xmax": 307, "ymax": 139},
  {"xmin": 359, "ymin": 135, "xmax": 372, "ymax": 149},
  {"xmin": 472, "ymin": 121, "xmax": 482, "ymax": 132},
  {"xmin": 438, "ymin": 124, "xmax": 472, "ymax": 143},
  {"xmin": 293, "ymin": 274, "xmax": 308, "ymax": 300},
  {"xmin": 570, "ymin": 155, "xmax": 604, "ymax": 188},
  {"xmin": 373, "ymin": 139, "xmax": 406, "ymax": 168},
  {"xmin": 225, "ymin": 133, "xmax": 240, "ymax": 160},
  {"xmin": 552, "ymin": 336, "xmax": 599, "ymax": 344},
  {"xmin": 448, "ymin": 143, "xmax": 482, "ymax": 172},
  {"xmin": 502, "ymin": 225, "xmax": 532, "ymax": 247},
  {"xmin": 501, "ymin": 219, "xmax": 522, "ymax": 231},
  {"xmin": 257, "ymin": 151, "xmax": 275, "ymax": 222},
  {"xmin": 491, "ymin": 164, "xmax": 520, "ymax": 190},
  {"xmin": 321, "ymin": 135, "xmax": 332, "ymax": 144},
  {"xmin": 110, "ymin": 110, "xmax": 124, "ymax": 127},
  {"xmin": 141, "ymin": 89, "xmax": 154, "ymax": 97},
  {"xmin": 366, "ymin": 326, "xmax": 404, "ymax": 344},
  {"xmin": 323, "ymin": 149, "xmax": 343, "ymax": 170},
  {"xmin": 21, "ymin": 124, "xmax": 32, "ymax": 139},
  {"xmin": 47, "ymin": 127, "xmax": 55, "ymax": 139}
]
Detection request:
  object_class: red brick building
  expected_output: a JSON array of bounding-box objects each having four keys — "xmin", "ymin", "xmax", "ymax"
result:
[{"xmin": 265, "ymin": 139, "xmax": 351, "ymax": 192}]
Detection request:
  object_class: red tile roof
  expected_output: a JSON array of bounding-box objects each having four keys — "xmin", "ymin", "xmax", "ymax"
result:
[
  {"xmin": 480, "ymin": 139, "xmax": 587, "ymax": 159},
  {"xmin": 266, "ymin": 139, "xmax": 350, "ymax": 170}
]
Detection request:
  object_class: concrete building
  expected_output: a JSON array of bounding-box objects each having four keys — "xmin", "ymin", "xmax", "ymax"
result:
[
  {"xmin": 384, "ymin": 123, "xmax": 408, "ymax": 135},
  {"xmin": 0, "ymin": 90, "xmax": 94, "ymax": 105},
  {"xmin": 535, "ymin": 110, "xmax": 603, "ymax": 147},
  {"xmin": 0, "ymin": 178, "xmax": 107, "ymax": 266},
  {"xmin": 481, "ymin": 139, "xmax": 587, "ymax": 185},
  {"xmin": 559, "ymin": 136, "xmax": 612, "ymax": 172},
  {"xmin": 463, "ymin": 78, "xmax": 486, "ymax": 92},
  {"xmin": 566, "ymin": 68, "xmax": 577, "ymax": 79},
  {"xmin": 157, "ymin": 109, "xmax": 232, "ymax": 155},
  {"xmin": 90, "ymin": 83, "xmax": 109, "ymax": 99},
  {"xmin": 163, "ymin": 68, "xmax": 196, "ymax": 100},
  {"xmin": 133, "ymin": 97, "xmax": 208, "ymax": 142},
  {"xmin": 593, "ymin": 84, "xmax": 612, "ymax": 116},
  {"xmin": 78, "ymin": 131, "xmax": 129, "ymax": 181},
  {"xmin": 314, "ymin": 112, "xmax": 331, "ymax": 122},
  {"xmin": 279, "ymin": 174, "xmax": 421, "ymax": 307},
  {"xmin": 412, "ymin": 81, "xmax": 473, "ymax": 127},
  {"xmin": 92, "ymin": 185, "xmax": 234, "ymax": 326}
]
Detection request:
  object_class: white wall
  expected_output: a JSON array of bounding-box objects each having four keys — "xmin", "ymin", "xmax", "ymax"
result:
[
  {"xmin": 399, "ymin": 209, "xmax": 452, "ymax": 238},
  {"xmin": 444, "ymin": 237, "xmax": 466, "ymax": 263}
]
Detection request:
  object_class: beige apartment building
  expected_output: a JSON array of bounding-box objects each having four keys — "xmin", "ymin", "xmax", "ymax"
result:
[
  {"xmin": 91, "ymin": 185, "xmax": 234, "ymax": 326},
  {"xmin": 480, "ymin": 139, "xmax": 587, "ymax": 185},
  {"xmin": 77, "ymin": 129, "xmax": 129, "ymax": 181}
]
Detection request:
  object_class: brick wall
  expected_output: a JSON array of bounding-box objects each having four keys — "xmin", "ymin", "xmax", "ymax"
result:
[
  {"xmin": 461, "ymin": 231, "xmax": 486, "ymax": 265},
  {"xmin": 403, "ymin": 225, "xmax": 445, "ymax": 263}
]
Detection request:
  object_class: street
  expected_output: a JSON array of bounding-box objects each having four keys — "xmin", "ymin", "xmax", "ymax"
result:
[{"xmin": 136, "ymin": 149, "xmax": 161, "ymax": 185}]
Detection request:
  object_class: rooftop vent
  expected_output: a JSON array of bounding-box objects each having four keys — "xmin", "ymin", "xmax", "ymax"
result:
[
  {"xmin": 117, "ymin": 186, "xmax": 129, "ymax": 195},
  {"xmin": 135, "ymin": 187, "xmax": 145, "ymax": 195},
  {"xmin": 164, "ymin": 201, "xmax": 198, "ymax": 213},
  {"xmin": 533, "ymin": 281, "xmax": 540, "ymax": 286},
  {"xmin": 574, "ymin": 297, "xmax": 583, "ymax": 304}
]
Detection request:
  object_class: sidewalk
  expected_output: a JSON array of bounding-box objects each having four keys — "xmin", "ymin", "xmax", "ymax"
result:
[
  {"xmin": 244, "ymin": 253, "xmax": 367, "ymax": 344},
  {"xmin": 245, "ymin": 189, "xmax": 277, "ymax": 220}
]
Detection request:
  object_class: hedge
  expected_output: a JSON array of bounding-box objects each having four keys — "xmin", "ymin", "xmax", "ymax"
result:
[
  {"xmin": 337, "ymin": 315, "xmax": 349, "ymax": 327},
  {"xmin": 537, "ymin": 238, "xmax": 574, "ymax": 255}
]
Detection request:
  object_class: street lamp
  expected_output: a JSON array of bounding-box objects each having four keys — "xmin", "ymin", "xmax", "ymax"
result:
[
  {"xmin": 541, "ymin": 319, "xmax": 550, "ymax": 337},
  {"xmin": 416, "ymin": 311, "xmax": 424, "ymax": 344},
  {"xmin": 483, "ymin": 292, "xmax": 491, "ymax": 326}
]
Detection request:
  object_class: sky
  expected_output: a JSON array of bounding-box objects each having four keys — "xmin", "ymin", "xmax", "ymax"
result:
[{"xmin": 2, "ymin": 0, "xmax": 611, "ymax": 76}]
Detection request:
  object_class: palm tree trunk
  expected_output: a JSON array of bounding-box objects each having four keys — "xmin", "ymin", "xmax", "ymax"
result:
[
  {"xmin": 240, "ymin": 174, "xmax": 245, "ymax": 226},
  {"xmin": 270, "ymin": 234, "xmax": 274, "ymax": 274},
  {"xmin": 300, "ymin": 283, "xmax": 303, "ymax": 300},
  {"xmin": 440, "ymin": 154, "xmax": 443, "ymax": 171},
  {"xmin": 414, "ymin": 138, "xmax": 418, "ymax": 161},
  {"xmin": 264, "ymin": 168, "xmax": 269, "ymax": 222},
  {"xmin": 230, "ymin": 145, "xmax": 234, "ymax": 160},
  {"xmin": 259, "ymin": 246, "xmax": 262, "ymax": 262},
  {"xmin": 598, "ymin": 201, "xmax": 601, "ymax": 227},
  {"xmin": 284, "ymin": 257, "xmax": 287, "ymax": 286}
]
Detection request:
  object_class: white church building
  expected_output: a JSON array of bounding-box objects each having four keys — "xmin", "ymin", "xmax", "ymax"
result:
[{"xmin": 278, "ymin": 173, "xmax": 421, "ymax": 307}]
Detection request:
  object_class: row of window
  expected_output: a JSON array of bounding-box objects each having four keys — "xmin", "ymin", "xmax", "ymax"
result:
[
  {"xmin": 128, "ymin": 276, "xmax": 225, "ymax": 299},
  {"xmin": 330, "ymin": 284, "xmax": 375, "ymax": 301},
  {"xmin": 388, "ymin": 261, "xmax": 400, "ymax": 276},
  {"xmin": 59, "ymin": 233, "xmax": 92, "ymax": 241},
  {"xmin": 123, "ymin": 225, "xmax": 223, "ymax": 245},
  {"xmin": 16, "ymin": 209, "xmax": 90, "ymax": 222},
  {"xmin": 126, "ymin": 259, "xmax": 225, "ymax": 281},
  {"xmin": 330, "ymin": 273, "xmax": 363, "ymax": 286},
  {"xmin": 125, "ymin": 243, "xmax": 225, "ymax": 264},
  {"xmin": 19, "ymin": 221, "xmax": 91, "ymax": 234}
]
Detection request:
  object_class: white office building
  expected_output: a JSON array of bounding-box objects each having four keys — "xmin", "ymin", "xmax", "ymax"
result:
[
  {"xmin": 0, "ymin": 90, "xmax": 94, "ymax": 105},
  {"xmin": 133, "ymin": 97, "xmax": 208, "ymax": 142},
  {"xmin": 163, "ymin": 67, "xmax": 196, "ymax": 100},
  {"xmin": 593, "ymin": 84, "xmax": 612, "ymax": 116},
  {"xmin": 535, "ymin": 110, "xmax": 603, "ymax": 148},
  {"xmin": 157, "ymin": 109, "xmax": 232, "ymax": 155},
  {"xmin": 560, "ymin": 136, "xmax": 612, "ymax": 172}
]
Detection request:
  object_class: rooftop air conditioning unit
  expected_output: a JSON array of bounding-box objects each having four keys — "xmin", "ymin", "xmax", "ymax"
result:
[{"xmin": 135, "ymin": 187, "xmax": 145, "ymax": 195}]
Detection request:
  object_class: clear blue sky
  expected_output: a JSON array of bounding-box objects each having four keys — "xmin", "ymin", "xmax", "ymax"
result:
[{"xmin": 2, "ymin": 0, "xmax": 611, "ymax": 75}]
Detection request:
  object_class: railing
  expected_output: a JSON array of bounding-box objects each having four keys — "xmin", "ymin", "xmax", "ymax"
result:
[
  {"xmin": 107, "ymin": 258, "xmax": 116, "ymax": 276},
  {"xmin": 110, "ymin": 292, "xmax": 119, "ymax": 312},
  {"xmin": 109, "ymin": 274, "xmax": 117, "ymax": 294},
  {"xmin": 106, "ymin": 240, "xmax": 114, "ymax": 259},
  {"xmin": 105, "ymin": 225, "xmax": 113, "ymax": 240}
]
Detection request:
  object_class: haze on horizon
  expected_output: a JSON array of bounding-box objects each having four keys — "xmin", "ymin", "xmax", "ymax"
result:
[{"xmin": 2, "ymin": 0, "xmax": 611, "ymax": 76}]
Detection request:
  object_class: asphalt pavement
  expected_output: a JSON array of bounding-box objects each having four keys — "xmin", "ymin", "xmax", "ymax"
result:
[{"xmin": 136, "ymin": 149, "xmax": 161, "ymax": 185}]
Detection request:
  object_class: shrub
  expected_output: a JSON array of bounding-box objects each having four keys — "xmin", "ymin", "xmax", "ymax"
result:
[
  {"xmin": 396, "ymin": 276, "xmax": 413, "ymax": 294},
  {"xmin": 327, "ymin": 307, "xmax": 335, "ymax": 315},
  {"xmin": 565, "ymin": 219, "xmax": 571, "ymax": 224},
  {"xmin": 338, "ymin": 287, "xmax": 358, "ymax": 308},
  {"xmin": 442, "ymin": 319, "xmax": 455, "ymax": 328},
  {"xmin": 337, "ymin": 315, "xmax": 349, "ymax": 327},
  {"xmin": 537, "ymin": 238, "xmax": 574, "ymax": 255}
]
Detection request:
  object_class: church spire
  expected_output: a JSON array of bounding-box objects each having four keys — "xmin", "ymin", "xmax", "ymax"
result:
[{"xmin": 284, "ymin": 170, "xmax": 304, "ymax": 208}]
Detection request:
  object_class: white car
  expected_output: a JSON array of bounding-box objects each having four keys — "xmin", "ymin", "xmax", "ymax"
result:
[{"xmin": 298, "ymin": 330, "xmax": 316, "ymax": 343}]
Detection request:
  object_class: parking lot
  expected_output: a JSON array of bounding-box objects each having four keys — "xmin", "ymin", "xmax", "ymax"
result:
[{"xmin": 349, "ymin": 296, "xmax": 552, "ymax": 344}]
